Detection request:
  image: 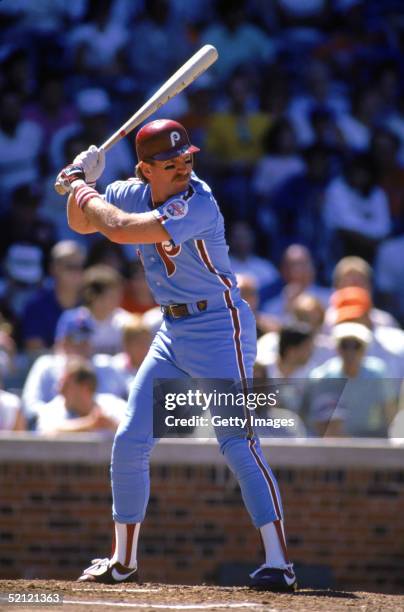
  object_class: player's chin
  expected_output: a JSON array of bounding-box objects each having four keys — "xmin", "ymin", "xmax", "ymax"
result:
[{"xmin": 174, "ymin": 176, "xmax": 191, "ymax": 186}]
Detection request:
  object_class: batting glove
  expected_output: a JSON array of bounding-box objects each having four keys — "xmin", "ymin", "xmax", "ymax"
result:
[
  {"xmin": 55, "ymin": 164, "xmax": 87, "ymax": 195},
  {"xmin": 74, "ymin": 145, "xmax": 105, "ymax": 186}
]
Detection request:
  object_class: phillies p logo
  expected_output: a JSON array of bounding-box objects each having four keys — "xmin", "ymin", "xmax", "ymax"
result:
[
  {"xmin": 170, "ymin": 131, "xmax": 181, "ymax": 147},
  {"xmin": 156, "ymin": 241, "xmax": 181, "ymax": 277}
]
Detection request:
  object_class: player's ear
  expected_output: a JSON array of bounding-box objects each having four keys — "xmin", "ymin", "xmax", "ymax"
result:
[{"xmin": 140, "ymin": 161, "xmax": 153, "ymax": 178}]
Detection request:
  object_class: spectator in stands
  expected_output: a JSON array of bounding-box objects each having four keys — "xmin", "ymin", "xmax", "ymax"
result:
[
  {"xmin": 229, "ymin": 221, "xmax": 280, "ymax": 299},
  {"xmin": 23, "ymin": 72, "xmax": 78, "ymax": 154},
  {"xmin": 0, "ymin": 48, "xmax": 32, "ymax": 100},
  {"xmin": 236, "ymin": 274, "xmax": 279, "ymax": 338},
  {"xmin": 22, "ymin": 307, "xmax": 127, "ymax": 427},
  {"xmin": 287, "ymin": 59, "xmax": 348, "ymax": 146},
  {"xmin": 257, "ymin": 293, "xmax": 333, "ymax": 373},
  {"xmin": 267, "ymin": 143, "xmax": 333, "ymax": 266},
  {"xmin": 323, "ymin": 153, "xmax": 391, "ymax": 264},
  {"xmin": 327, "ymin": 256, "xmax": 399, "ymax": 329},
  {"xmin": 86, "ymin": 237, "xmax": 128, "ymax": 275},
  {"xmin": 337, "ymin": 87, "xmax": 383, "ymax": 152},
  {"xmin": 37, "ymin": 357, "xmax": 125, "ymax": 435},
  {"xmin": 256, "ymin": 323, "xmax": 314, "ymax": 416},
  {"xmin": 127, "ymin": 0, "xmax": 189, "ymax": 95},
  {"xmin": 0, "ymin": 320, "xmax": 17, "ymax": 383},
  {"xmin": 75, "ymin": 264, "xmax": 133, "ymax": 355},
  {"xmin": 21, "ymin": 240, "xmax": 85, "ymax": 353},
  {"xmin": 205, "ymin": 69, "xmax": 270, "ymax": 220},
  {"xmin": 66, "ymin": 0, "xmax": 128, "ymax": 78},
  {"xmin": 201, "ymin": 0, "xmax": 275, "ymax": 84},
  {"xmin": 50, "ymin": 88, "xmax": 134, "ymax": 191},
  {"xmin": 0, "ymin": 385, "xmax": 25, "ymax": 431},
  {"xmin": 330, "ymin": 286, "xmax": 404, "ymax": 382},
  {"xmin": 111, "ymin": 316, "xmax": 152, "ymax": 396},
  {"xmin": 370, "ymin": 127, "xmax": 404, "ymax": 234},
  {"xmin": 265, "ymin": 322, "xmax": 314, "ymax": 380},
  {"xmin": 306, "ymin": 108, "xmax": 345, "ymax": 173},
  {"xmin": 0, "ymin": 183, "xmax": 56, "ymax": 270},
  {"xmin": 253, "ymin": 117, "xmax": 305, "ymax": 202},
  {"xmin": 0, "ymin": 88, "xmax": 43, "ymax": 205},
  {"xmin": 40, "ymin": 133, "xmax": 93, "ymax": 244},
  {"xmin": 262, "ymin": 244, "xmax": 330, "ymax": 324},
  {"xmin": 0, "ymin": 244, "xmax": 44, "ymax": 346},
  {"xmin": 375, "ymin": 235, "xmax": 404, "ymax": 328},
  {"xmin": 121, "ymin": 260, "xmax": 156, "ymax": 315},
  {"xmin": 307, "ymin": 322, "xmax": 397, "ymax": 437}
]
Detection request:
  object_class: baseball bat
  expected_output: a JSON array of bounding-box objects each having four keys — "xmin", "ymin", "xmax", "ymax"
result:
[{"xmin": 55, "ymin": 44, "xmax": 218, "ymax": 194}]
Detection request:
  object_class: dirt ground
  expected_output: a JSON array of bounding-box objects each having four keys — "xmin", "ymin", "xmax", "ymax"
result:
[{"xmin": 0, "ymin": 580, "xmax": 404, "ymax": 612}]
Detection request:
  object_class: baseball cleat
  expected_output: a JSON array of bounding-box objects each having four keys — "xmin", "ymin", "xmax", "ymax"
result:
[
  {"xmin": 78, "ymin": 558, "xmax": 138, "ymax": 584},
  {"xmin": 249, "ymin": 564, "xmax": 297, "ymax": 592}
]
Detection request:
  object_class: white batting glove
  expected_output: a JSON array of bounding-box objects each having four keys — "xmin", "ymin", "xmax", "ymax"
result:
[{"xmin": 73, "ymin": 145, "xmax": 105, "ymax": 185}]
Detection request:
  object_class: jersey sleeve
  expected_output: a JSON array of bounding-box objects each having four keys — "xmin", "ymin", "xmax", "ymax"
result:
[
  {"xmin": 104, "ymin": 179, "xmax": 143, "ymax": 214},
  {"xmin": 151, "ymin": 186, "xmax": 218, "ymax": 246}
]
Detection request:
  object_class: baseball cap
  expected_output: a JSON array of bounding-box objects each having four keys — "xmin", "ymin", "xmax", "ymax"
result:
[
  {"xmin": 55, "ymin": 308, "xmax": 95, "ymax": 343},
  {"xmin": 331, "ymin": 287, "xmax": 371, "ymax": 323},
  {"xmin": 135, "ymin": 119, "xmax": 200, "ymax": 162},
  {"xmin": 333, "ymin": 322, "xmax": 371, "ymax": 345}
]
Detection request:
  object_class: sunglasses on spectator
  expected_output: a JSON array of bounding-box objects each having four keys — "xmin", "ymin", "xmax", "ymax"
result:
[{"xmin": 339, "ymin": 339, "xmax": 364, "ymax": 351}]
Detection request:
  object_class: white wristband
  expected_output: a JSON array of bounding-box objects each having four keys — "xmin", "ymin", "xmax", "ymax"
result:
[{"xmin": 74, "ymin": 183, "xmax": 100, "ymax": 210}]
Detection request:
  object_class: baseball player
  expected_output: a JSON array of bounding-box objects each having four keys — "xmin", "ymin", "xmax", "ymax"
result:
[{"xmin": 56, "ymin": 119, "xmax": 296, "ymax": 591}]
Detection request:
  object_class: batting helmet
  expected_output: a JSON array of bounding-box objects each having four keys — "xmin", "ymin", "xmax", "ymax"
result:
[{"xmin": 135, "ymin": 119, "xmax": 200, "ymax": 162}]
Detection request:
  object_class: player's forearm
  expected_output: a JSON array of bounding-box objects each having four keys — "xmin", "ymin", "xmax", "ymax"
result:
[
  {"xmin": 80, "ymin": 194, "xmax": 168, "ymax": 244},
  {"xmin": 67, "ymin": 194, "xmax": 97, "ymax": 234}
]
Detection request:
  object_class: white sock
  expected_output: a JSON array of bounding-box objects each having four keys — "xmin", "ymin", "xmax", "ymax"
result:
[
  {"xmin": 260, "ymin": 520, "xmax": 289, "ymax": 569},
  {"xmin": 110, "ymin": 522, "xmax": 140, "ymax": 569}
]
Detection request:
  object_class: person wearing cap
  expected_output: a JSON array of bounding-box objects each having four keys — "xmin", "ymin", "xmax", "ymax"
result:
[
  {"xmin": 54, "ymin": 119, "xmax": 297, "ymax": 591},
  {"xmin": 325, "ymin": 256, "xmax": 399, "ymax": 330},
  {"xmin": 305, "ymin": 321, "xmax": 398, "ymax": 437},
  {"xmin": 22, "ymin": 306, "xmax": 127, "ymax": 428},
  {"xmin": 329, "ymin": 286, "xmax": 404, "ymax": 383}
]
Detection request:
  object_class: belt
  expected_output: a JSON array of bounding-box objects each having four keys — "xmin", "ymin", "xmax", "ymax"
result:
[{"xmin": 161, "ymin": 300, "xmax": 208, "ymax": 319}]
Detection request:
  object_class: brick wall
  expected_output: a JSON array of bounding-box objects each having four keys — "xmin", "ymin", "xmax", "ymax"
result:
[{"xmin": 0, "ymin": 435, "xmax": 403, "ymax": 593}]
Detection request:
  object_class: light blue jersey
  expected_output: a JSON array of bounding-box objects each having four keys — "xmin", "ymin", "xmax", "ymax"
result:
[{"xmin": 105, "ymin": 173, "xmax": 240, "ymax": 306}]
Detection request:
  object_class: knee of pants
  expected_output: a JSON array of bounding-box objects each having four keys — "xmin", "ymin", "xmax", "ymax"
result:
[
  {"xmin": 219, "ymin": 434, "xmax": 260, "ymax": 477},
  {"xmin": 111, "ymin": 428, "xmax": 154, "ymax": 473}
]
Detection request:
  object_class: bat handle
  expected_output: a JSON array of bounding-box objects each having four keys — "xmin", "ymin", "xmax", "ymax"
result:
[{"xmin": 54, "ymin": 178, "xmax": 68, "ymax": 196}]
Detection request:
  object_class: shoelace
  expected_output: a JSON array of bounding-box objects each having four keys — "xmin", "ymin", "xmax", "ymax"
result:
[{"xmin": 85, "ymin": 558, "xmax": 110, "ymax": 572}]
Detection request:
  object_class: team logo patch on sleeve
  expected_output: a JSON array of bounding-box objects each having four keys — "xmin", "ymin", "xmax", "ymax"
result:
[{"xmin": 163, "ymin": 199, "xmax": 188, "ymax": 220}]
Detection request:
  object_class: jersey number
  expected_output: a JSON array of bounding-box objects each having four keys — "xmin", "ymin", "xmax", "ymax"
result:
[{"xmin": 156, "ymin": 241, "xmax": 181, "ymax": 277}]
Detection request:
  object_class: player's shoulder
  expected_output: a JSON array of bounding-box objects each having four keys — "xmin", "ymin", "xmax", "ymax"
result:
[
  {"xmin": 160, "ymin": 174, "xmax": 218, "ymax": 223},
  {"xmin": 106, "ymin": 178, "xmax": 146, "ymax": 197}
]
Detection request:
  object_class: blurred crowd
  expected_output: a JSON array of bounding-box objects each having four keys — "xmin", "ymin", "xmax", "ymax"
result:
[{"xmin": 0, "ymin": 0, "xmax": 403, "ymax": 438}]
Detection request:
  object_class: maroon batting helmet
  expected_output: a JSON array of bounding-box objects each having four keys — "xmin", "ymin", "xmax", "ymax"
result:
[{"xmin": 135, "ymin": 119, "xmax": 200, "ymax": 162}]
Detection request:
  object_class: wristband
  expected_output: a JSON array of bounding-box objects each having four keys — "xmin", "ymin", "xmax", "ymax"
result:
[{"xmin": 73, "ymin": 182, "xmax": 100, "ymax": 210}]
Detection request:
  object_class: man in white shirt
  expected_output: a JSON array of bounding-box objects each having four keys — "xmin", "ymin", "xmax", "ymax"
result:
[
  {"xmin": 323, "ymin": 154, "xmax": 391, "ymax": 263},
  {"xmin": 37, "ymin": 357, "xmax": 126, "ymax": 435},
  {"xmin": 22, "ymin": 306, "xmax": 127, "ymax": 426}
]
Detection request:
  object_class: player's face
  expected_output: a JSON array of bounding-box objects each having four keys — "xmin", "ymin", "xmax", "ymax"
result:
[{"xmin": 144, "ymin": 153, "xmax": 193, "ymax": 198}]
